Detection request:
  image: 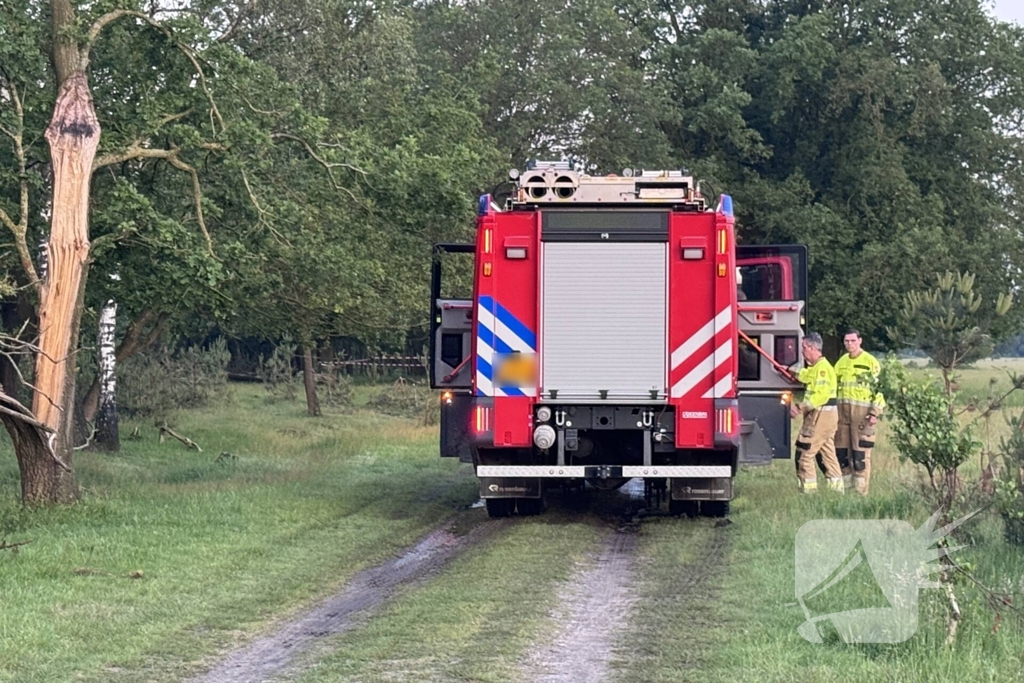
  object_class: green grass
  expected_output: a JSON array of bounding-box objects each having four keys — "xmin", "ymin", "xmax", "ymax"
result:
[
  {"xmin": 291, "ymin": 515, "xmax": 608, "ymax": 683},
  {"xmin": 906, "ymin": 357, "xmax": 1024, "ymax": 409},
  {"xmin": 613, "ymin": 365, "xmax": 1024, "ymax": 683},
  {"xmin": 0, "ymin": 385, "xmax": 477, "ymax": 683},
  {"xmin": 3, "ymin": 368, "xmax": 1024, "ymax": 682}
]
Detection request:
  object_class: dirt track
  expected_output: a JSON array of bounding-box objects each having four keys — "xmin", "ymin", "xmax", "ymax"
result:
[
  {"xmin": 518, "ymin": 481, "xmax": 646, "ymax": 682},
  {"xmin": 519, "ymin": 528, "xmax": 640, "ymax": 682},
  {"xmin": 189, "ymin": 515, "xmax": 506, "ymax": 683},
  {"xmin": 188, "ymin": 484, "xmax": 731, "ymax": 683},
  {"xmin": 519, "ymin": 482, "xmax": 731, "ymax": 682}
]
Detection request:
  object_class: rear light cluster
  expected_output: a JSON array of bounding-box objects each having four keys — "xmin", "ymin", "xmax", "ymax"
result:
[
  {"xmin": 474, "ymin": 405, "xmax": 492, "ymax": 434},
  {"xmin": 716, "ymin": 405, "xmax": 738, "ymax": 438}
]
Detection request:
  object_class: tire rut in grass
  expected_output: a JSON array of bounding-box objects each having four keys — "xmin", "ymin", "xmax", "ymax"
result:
[
  {"xmin": 519, "ymin": 482, "xmax": 646, "ymax": 683},
  {"xmin": 189, "ymin": 514, "xmax": 507, "ymax": 683},
  {"xmin": 622, "ymin": 520, "xmax": 733, "ymax": 680}
]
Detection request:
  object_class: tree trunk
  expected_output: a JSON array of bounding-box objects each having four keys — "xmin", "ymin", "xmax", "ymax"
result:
[
  {"xmin": 0, "ymin": 302, "xmax": 23, "ymax": 400},
  {"xmin": 301, "ymin": 344, "xmax": 321, "ymax": 417},
  {"xmin": 25, "ymin": 71, "xmax": 99, "ymax": 503},
  {"xmin": 1, "ymin": 416, "xmax": 62, "ymax": 504},
  {"xmin": 82, "ymin": 309, "xmax": 165, "ymax": 423},
  {"xmin": 94, "ymin": 300, "xmax": 119, "ymax": 451}
]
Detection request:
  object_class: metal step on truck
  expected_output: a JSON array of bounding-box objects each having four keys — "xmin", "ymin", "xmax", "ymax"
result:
[{"xmin": 430, "ymin": 161, "xmax": 808, "ymax": 517}]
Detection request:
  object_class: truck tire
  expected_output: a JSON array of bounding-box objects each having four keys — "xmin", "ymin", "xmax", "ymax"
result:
[
  {"xmin": 486, "ymin": 499, "xmax": 516, "ymax": 518},
  {"xmin": 700, "ymin": 501, "xmax": 730, "ymax": 518},
  {"xmin": 669, "ymin": 499, "xmax": 699, "ymax": 518},
  {"xmin": 516, "ymin": 496, "xmax": 546, "ymax": 516}
]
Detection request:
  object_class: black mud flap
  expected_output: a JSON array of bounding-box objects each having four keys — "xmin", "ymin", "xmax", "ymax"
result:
[
  {"xmin": 479, "ymin": 477, "xmax": 541, "ymax": 499},
  {"xmin": 671, "ymin": 477, "xmax": 733, "ymax": 501},
  {"xmin": 440, "ymin": 393, "xmax": 474, "ymax": 463},
  {"xmin": 739, "ymin": 395, "xmax": 792, "ymax": 462},
  {"xmin": 739, "ymin": 420, "xmax": 773, "ymax": 466}
]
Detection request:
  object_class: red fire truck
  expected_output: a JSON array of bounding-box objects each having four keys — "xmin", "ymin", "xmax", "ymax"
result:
[{"xmin": 430, "ymin": 162, "xmax": 806, "ymax": 517}]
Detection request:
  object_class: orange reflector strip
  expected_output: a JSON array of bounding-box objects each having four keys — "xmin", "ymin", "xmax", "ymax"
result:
[
  {"xmin": 483, "ymin": 262, "xmax": 492, "ymax": 276},
  {"xmin": 718, "ymin": 262, "xmax": 726, "ymax": 277},
  {"xmin": 717, "ymin": 229, "xmax": 728, "ymax": 254},
  {"xmin": 483, "ymin": 228, "xmax": 493, "ymax": 254}
]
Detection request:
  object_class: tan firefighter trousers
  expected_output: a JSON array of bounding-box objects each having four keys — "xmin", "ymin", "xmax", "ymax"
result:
[
  {"xmin": 835, "ymin": 403, "xmax": 877, "ymax": 495},
  {"xmin": 795, "ymin": 407, "xmax": 842, "ymax": 492}
]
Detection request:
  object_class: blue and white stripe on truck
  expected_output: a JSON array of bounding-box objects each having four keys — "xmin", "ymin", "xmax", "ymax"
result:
[{"xmin": 475, "ymin": 295, "xmax": 537, "ymax": 397}]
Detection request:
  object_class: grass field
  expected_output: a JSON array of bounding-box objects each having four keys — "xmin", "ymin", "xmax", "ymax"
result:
[
  {"xmin": 0, "ymin": 384, "xmax": 477, "ymax": 682},
  {"xmin": 1, "ymin": 372, "xmax": 1023, "ymax": 682}
]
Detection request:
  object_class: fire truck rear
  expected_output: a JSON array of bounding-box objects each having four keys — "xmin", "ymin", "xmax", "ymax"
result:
[{"xmin": 430, "ymin": 162, "xmax": 805, "ymax": 518}]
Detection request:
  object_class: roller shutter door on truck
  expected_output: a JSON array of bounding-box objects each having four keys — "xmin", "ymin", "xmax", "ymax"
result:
[{"xmin": 541, "ymin": 241, "xmax": 667, "ymax": 400}]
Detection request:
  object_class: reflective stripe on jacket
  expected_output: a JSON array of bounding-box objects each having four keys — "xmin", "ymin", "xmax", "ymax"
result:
[{"xmin": 835, "ymin": 350, "xmax": 885, "ymax": 412}]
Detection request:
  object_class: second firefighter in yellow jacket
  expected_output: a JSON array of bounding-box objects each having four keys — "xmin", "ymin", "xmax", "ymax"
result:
[
  {"xmin": 834, "ymin": 328, "xmax": 885, "ymax": 495},
  {"xmin": 790, "ymin": 332, "xmax": 844, "ymax": 493}
]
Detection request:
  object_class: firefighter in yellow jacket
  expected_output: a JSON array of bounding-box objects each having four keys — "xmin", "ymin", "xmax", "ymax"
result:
[
  {"xmin": 789, "ymin": 332, "xmax": 844, "ymax": 492},
  {"xmin": 834, "ymin": 328, "xmax": 885, "ymax": 495}
]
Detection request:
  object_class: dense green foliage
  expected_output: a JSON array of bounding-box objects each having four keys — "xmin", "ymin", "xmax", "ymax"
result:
[{"xmin": 3, "ymin": 0, "xmax": 1024, "ymax": 352}]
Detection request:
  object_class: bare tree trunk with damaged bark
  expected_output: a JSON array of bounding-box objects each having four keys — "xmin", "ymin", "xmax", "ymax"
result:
[
  {"xmin": 301, "ymin": 344, "xmax": 321, "ymax": 417},
  {"xmin": 24, "ymin": 71, "xmax": 100, "ymax": 503}
]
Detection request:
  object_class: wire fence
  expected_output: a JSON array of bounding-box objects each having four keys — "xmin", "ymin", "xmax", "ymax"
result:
[{"xmin": 324, "ymin": 355, "xmax": 428, "ymax": 380}]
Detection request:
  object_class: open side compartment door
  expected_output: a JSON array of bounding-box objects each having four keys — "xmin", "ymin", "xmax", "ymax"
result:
[
  {"xmin": 430, "ymin": 243, "xmax": 475, "ymax": 392},
  {"xmin": 736, "ymin": 245, "xmax": 807, "ymax": 464}
]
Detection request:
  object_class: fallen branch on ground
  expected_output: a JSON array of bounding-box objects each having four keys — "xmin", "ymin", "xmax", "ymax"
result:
[
  {"xmin": 73, "ymin": 566, "xmax": 144, "ymax": 579},
  {"xmin": 158, "ymin": 422, "xmax": 202, "ymax": 452},
  {"xmin": 0, "ymin": 539, "xmax": 32, "ymax": 552}
]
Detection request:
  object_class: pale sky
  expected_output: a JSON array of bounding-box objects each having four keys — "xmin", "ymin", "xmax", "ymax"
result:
[{"xmin": 991, "ymin": 0, "xmax": 1024, "ymax": 24}]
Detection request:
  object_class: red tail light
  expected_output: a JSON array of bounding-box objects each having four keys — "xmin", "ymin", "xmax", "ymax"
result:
[
  {"xmin": 474, "ymin": 405, "xmax": 492, "ymax": 434},
  {"xmin": 716, "ymin": 405, "xmax": 738, "ymax": 438}
]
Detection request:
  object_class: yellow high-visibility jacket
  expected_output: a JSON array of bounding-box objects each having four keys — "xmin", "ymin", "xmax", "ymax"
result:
[
  {"xmin": 835, "ymin": 350, "xmax": 885, "ymax": 414},
  {"xmin": 797, "ymin": 357, "xmax": 837, "ymax": 412}
]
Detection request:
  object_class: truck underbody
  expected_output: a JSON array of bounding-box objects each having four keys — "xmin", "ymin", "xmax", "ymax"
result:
[{"xmin": 444, "ymin": 395, "xmax": 738, "ymax": 517}]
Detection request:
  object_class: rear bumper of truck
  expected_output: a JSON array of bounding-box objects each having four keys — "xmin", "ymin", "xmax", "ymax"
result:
[{"xmin": 476, "ymin": 465, "xmax": 731, "ymax": 478}]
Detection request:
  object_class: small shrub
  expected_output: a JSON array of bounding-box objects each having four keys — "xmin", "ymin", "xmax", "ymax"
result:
[
  {"xmin": 259, "ymin": 343, "xmax": 298, "ymax": 403},
  {"xmin": 119, "ymin": 339, "xmax": 231, "ymax": 417},
  {"xmin": 995, "ymin": 412, "xmax": 1024, "ymax": 546},
  {"xmin": 366, "ymin": 377, "xmax": 438, "ymax": 426},
  {"xmin": 317, "ymin": 362, "xmax": 353, "ymax": 408},
  {"xmin": 877, "ymin": 356, "xmax": 979, "ymax": 486}
]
